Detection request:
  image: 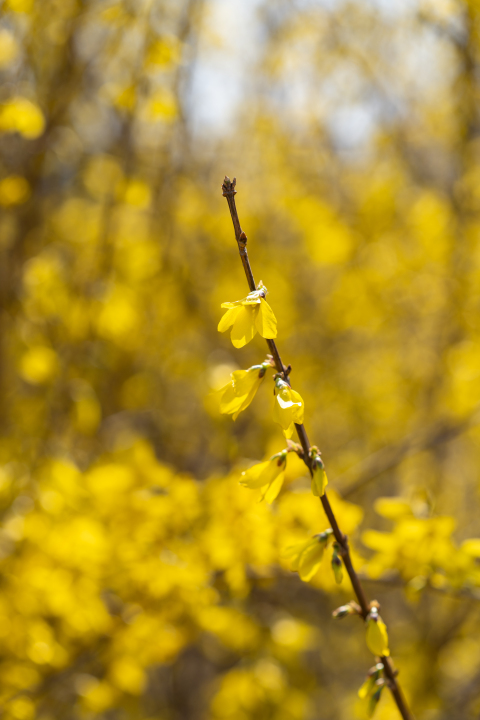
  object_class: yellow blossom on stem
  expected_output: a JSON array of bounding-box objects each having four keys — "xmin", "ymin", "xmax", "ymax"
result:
[
  {"xmin": 239, "ymin": 450, "xmax": 287, "ymax": 504},
  {"xmin": 273, "ymin": 377, "xmax": 304, "ymax": 438},
  {"xmin": 283, "ymin": 530, "xmax": 332, "ymax": 581},
  {"xmin": 365, "ymin": 608, "xmax": 390, "ymax": 657},
  {"xmin": 218, "ymin": 284, "xmax": 277, "ymax": 348},
  {"xmin": 367, "ymin": 684, "xmax": 385, "ymax": 719},
  {"xmin": 217, "ymin": 363, "xmax": 268, "ymax": 420},
  {"xmin": 358, "ymin": 663, "xmax": 384, "ymax": 699},
  {"xmin": 358, "ymin": 664, "xmax": 385, "ymax": 719}
]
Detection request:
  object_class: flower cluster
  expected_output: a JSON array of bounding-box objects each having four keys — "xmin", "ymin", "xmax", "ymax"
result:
[
  {"xmin": 217, "ymin": 287, "xmax": 306, "ymax": 441},
  {"xmin": 216, "ymin": 286, "xmax": 329, "ymax": 516}
]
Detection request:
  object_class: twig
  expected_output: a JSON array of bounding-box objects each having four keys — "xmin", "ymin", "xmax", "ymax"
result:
[
  {"xmin": 337, "ymin": 410, "xmax": 480, "ymax": 498},
  {"xmin": 221, "ymin": 175, "xmax": 415, "ymax": 720},
  {"xmin": 359, "ymin": 573, "xmax": 480, "ymax": 603}
]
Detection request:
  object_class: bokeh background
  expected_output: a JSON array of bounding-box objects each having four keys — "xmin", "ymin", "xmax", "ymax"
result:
[{"xmin": 1, "ymin": 0, "xmax": 480, "ymax": 718}]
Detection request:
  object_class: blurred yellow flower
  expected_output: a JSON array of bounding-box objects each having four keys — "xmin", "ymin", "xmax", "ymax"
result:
[
  {"xmin": 283, "ymin": 531, "xmax": 331, "ymax": 582},
  {"xmin": 240, "ymin": 450, "xmax": 287, "ymax": 503},
  {"xmin": 365, "ymin": 608, "xmax": 390, "ymax": 657},
  {"xmin": 20, "ymin": 346, "xmax": 59, "ymax": 384},
  {"xmin": 357, "ymin": 662, "xmax": 385, "ymax": 718},
  {"xmin": 0, "ymin": 175, "xmax": 30, "ymax": 206},
  {"xmin": 6, "ymin": 0, "xmax": 34, "ymax": 11},
  {"xmin": 110, "ymin": 657, "xmax": 145, "ymax": 694},
  {"xmin": 8, "ymin": 697, "xmax": 35, "ymax": 720},
  {"xmin": 273, "ymin": 378, "xmax": 304, "ymax": 438},
  {"xmin": 358, "ymin": 663, "xmax": 384, "ymax": 699},
  {"xmin": 217, "ymin": 363, "xmax": 268, "ymax": 420},
  {"xmin": 0, "ymin": 30, "xmax": 18, "ymax": 68},
  {"xmin": 0, "ymin": 97, "xmax": 45, "ymax": 139},
  {"xmin": 218, "ymin": 285, "xmax": 277, "ymax": 348}
]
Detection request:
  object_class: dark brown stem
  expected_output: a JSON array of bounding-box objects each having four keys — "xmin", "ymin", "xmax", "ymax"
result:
[
  {"xmin": 221, "ymin": 175, "xmax": 415, "ymax": 720},
  {"xmin": 222, "ymin": 177, "xmax": 256, "ymax": 293},
  {"xmin": 382, "ymin": 656, "xmax": 412, "ymax": 720}
]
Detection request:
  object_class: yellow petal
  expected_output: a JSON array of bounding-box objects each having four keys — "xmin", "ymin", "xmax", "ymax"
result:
[
  {"xmin": 219, "ymin": 383, "xmax": 247, "ymax": 416},
  {"xmin": 260, "ymin": 472, "xmax": 284, "ymax": 504},
  {"xmin": 276, "ymin": 388, "xmax": 295, "ymax": 409},
  {"xmin": 231, "ymin": 305, "xmax": 258, "ymax": 348},
  {"xmin": 255, "ymin": 299, "xmax": 277, "ymax": 338},
  {"xmin": 366, "ymin": 618, "xmax": 390, "ymax": 657},
  {"xmin": 273, "ymin": 392, "xmax": 285, "ymax": 428},
  {"xmin": 240, "ymin": 460, "xmax": 270, "ymax": 488},
  {"xmin": 358, "ymin": 676, "xmax": 376, "ymax": 700},
  {"xmin": 240, "ymin": 459, "xmax": 276, "ymax": 489},
  {"xmin": 283, "ymin": 539, "xmax": 316, "ymax": 571},
  {"xmin": 218, "ymin": 367, "xmax": 265, "ymax": 420},
  {"xmin": 298, "ymin": 541, "xmax": 325, "ymax": 581},
  {"xmin": 311, "ymin": 468, "xmax": 328, "ymax": 497},
  {"xmin": 289, "ymin": 389, "xmax": 305, "ymax": 424},
  {"xmin": 274, "ymin": 389, "xmax": 295, "ymax": 430},
  {"xmin": 231, "ymin": 368, "xmax": 258, "ymax": 396},
  {"xmin": 231, "ymin": 382, "xmax": 261, "ymax": 420},
  {"xmin": 218, "ymin": 305, "xmax": 242, "ymax": 333}
]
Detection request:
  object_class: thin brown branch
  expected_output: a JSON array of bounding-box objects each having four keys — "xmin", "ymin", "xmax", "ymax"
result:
[
  {"xmin": 336, "ymin": 409, "xmax": 480, "ymax": 499},
  {"xmin": 221, "ymin": 175, "xmax": 415, "ymax": 720},
  {"xmin": 359, "ymin": 573, "xmax": 480, "ymax": 603}
]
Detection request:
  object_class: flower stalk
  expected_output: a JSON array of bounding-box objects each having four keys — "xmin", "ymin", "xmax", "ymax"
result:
[{"xmin": 221, "ymin": 175, "xmax": 414, "ymax": 720}]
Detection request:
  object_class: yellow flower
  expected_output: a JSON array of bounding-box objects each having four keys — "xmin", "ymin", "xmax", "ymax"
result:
[
  {"xmin": 283, "ymin": 530, "xmax": 332, "ymax": 582},
  {"xmin": 217, "ymin": 363, "xmax": 268, "ymax": 420},
  {"xmin": 218, "ymin": 285, "xmax": 277, "ymax": 348},
  {"xmin": 367, "ymin": 685, "xmax": 384, "ymax": 719},
  {"xmin": 357, "ymin": 663, "xmax": 385, "ymax": 718},
  {"xmin": 273, "ymin": 378, "xmax": 304, "ymax": 438},
  {"xmin": 365, "ymin": 608, "xmax": 390, "ymax": 657},
  {"xmin": 358, "ymin": 663, "xmax": 384, "ymax": 699},
  {"xmin": 240, "ymin": 450, "xmax": 287, "ymax": 504}
]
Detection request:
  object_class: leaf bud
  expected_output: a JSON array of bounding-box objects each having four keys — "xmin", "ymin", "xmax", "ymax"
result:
[{"xmin": 332, "ymin": 603, "xmax": 357, "ymax": 619}]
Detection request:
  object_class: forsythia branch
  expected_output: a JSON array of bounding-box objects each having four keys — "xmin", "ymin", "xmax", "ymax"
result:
[{"xmin": 221, "ymin": 175, "xmax": 415, "ymax": 720}]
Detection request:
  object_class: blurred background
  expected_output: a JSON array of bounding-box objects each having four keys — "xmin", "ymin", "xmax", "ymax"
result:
[{"xmin": 1, "ymin": 0, "xmax": 480, "ymax": 718}]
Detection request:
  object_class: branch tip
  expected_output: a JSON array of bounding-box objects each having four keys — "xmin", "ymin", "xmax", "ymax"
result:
[{"xmin": 222, "ymin": 176, "xmax": 237, "ymax": 197}]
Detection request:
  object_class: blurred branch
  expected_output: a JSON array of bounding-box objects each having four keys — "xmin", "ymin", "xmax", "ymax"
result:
[
  {"xmin": 222, "ymin": 176, "xmax": 415, "ymax": 720},
  {"xmin": 418, "ymin": 10, "xmax": 468, "ymax": 49},
  {"xmin": 337, "ymin": 407, "xmax": 480, "ymax": 498},
  {"xmin": 358, "ymin": 573, "xmax": 480, "ymax": 603}
]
